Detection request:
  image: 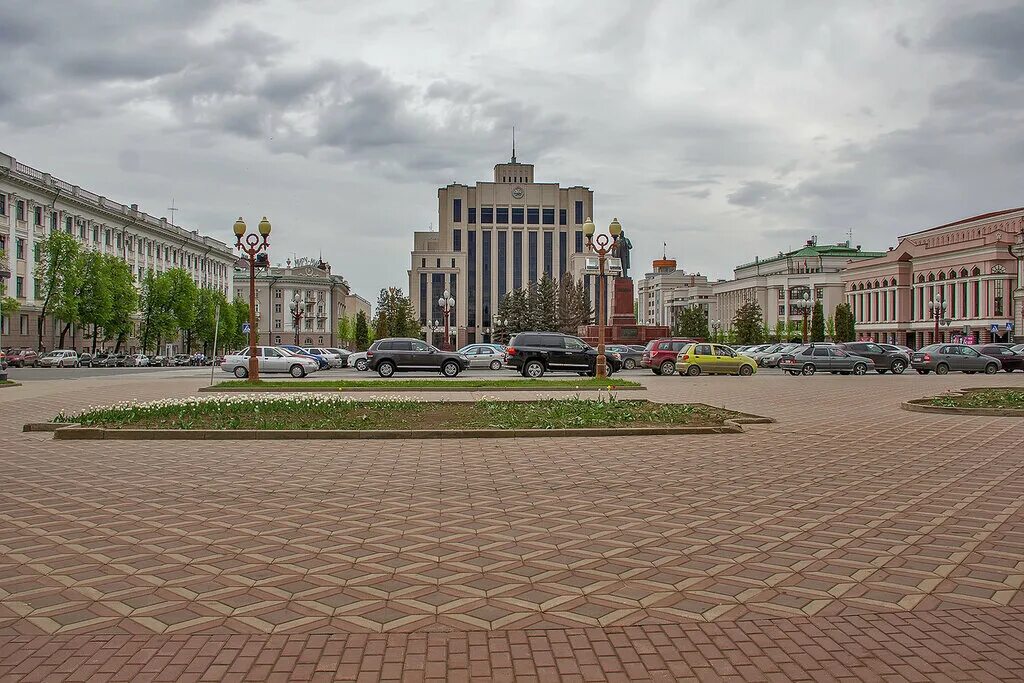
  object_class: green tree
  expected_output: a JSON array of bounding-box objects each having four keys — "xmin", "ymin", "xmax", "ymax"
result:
[
  {"xmin": 773, "ymin": 320, "xmax": 785, "ymax": 343},
  {"xmin": 733, "ymin": 299, "xmax": 764, "ymax": 345},
  {"xmin": 104, "ymin": 257, "xmax": 138, "ymax": 353},
  {"xmin": 163, "ymin": 268, "xmax": 199, "ymax": 350},
  {"xmin": 810, "ymin": 300, "xmax": 825, "ymax": 342},
  {"xmin": 354, "ymin": 310, "xmax": 370, "ymax": 350},
  {"xmin": 138, "ymin": 271, "xmax": 174, "ymax": 354},
  {"xmin": 193, "ymin": 289, "xmax": 220, "ymax": 355},
  {"xmin": 373, "ymin": 287, "xmax": 419, "ymax": 340},
  {"xmin": 226, "ymin": 298, "xmax": 251, "ymax": 352},
  {"xmin": 34, "ymin": 232, "xmax": 82, "ymax": 350},
  {"xmin": 337, "ymin": 315, "xmax": 355, "ymax": 347},
  {"xmin": 76, "ymin": 251, "xmax": 113, "ymax": 354},
  {"xmin": 672, "ymin": 306, "xmax": 710, "ymax": 339},
  {"xmin": 535, "ymin": 274, "xmax": 558, "ymax": 331},
  {"xmin": 0, "ymin": 249, "xmax": 18, "ymax": 319},
  {"xmin": 825, "ymin": 314, "xmax": 836, "ymax": 341},
  {"xmin": 834, "ymin": 302, "xmax": 856, "ymax": 342}
]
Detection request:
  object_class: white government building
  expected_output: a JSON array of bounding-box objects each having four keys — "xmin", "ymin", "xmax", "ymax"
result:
[{"xmin": 0, "ymin": 151, "xmax": 235, "ymax": 352}]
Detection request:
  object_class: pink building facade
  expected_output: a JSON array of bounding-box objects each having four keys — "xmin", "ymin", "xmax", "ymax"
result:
[{"xmin": 841, "ymin": 208, "xmax": 1024, "ymax": 348}]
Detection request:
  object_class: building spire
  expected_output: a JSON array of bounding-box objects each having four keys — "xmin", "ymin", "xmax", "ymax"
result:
[{"xmin": 511, "ymin": 125, "xmax": 516, "ymax": 163}]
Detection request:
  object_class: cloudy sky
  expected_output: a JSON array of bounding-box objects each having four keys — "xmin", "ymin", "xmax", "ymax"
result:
[{"xmin": 1, "ymin": 0, "xmax": 1021, "ymax": 301}]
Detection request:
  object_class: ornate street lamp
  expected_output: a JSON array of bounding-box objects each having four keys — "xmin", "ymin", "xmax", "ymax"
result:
[
  {"xmin": 438, "ymin": 290, "xmax": 455, "ymax": 350},
  {"xmin": 711, "ymin": 319, "xmax": 722, "ymax": 343},
  {"xmin": 289, "ymin": 293, "xmax": 310, "ymax": 346},
  {"xmin": 928, "ymin": 297, "xmax": 948, "ymax": 343},
  {"xmin": 233, "ymin": 216, "xmax": 271, "ymax": 382},
  {"xmin": 0, "ymin": 262, "xmax": 10, "ymax": 382},
  {"xmin": 583, "ymin": 216, "xmax": 622, "ymax": 379},
  {"xmin": 792, "ymin": 292, "xmax": 813, "ymax": 343},
  {"xmin": 493, "ymin": 316, "xmax": 507, "ymax": 345}
]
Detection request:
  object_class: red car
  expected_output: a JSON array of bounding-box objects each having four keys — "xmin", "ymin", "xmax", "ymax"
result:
[
  {"xmin": 7, "ymin": 348, "xmax": 39, "ymax": 367},
  {"xmin": 641, "ymin": 338, "xmax": 695, "ymax": 376}
]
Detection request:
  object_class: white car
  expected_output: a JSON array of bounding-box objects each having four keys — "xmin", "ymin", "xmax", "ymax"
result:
[
  {"xmin": 304, "ymin": 347, "xmax": 345, "ymax": 369},
  {"xmin": 457, "ymin": 344, "xmax": 506, "ymax": 370},
  {"xmin": 221, "ymin": 346, "xmax": 319, "ymax": 378},
  {"xmin": 39, "ymin": 350, "xmax": 80, "ymax": 368},
  {"xmin": 348, "ymin": 351, "xmax": 369, "ymax": 371}
]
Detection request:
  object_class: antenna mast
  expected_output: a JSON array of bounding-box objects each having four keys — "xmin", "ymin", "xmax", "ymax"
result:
[{"xmin": 167, "ymin": 199, "xmax": 179, "ymax": 225}]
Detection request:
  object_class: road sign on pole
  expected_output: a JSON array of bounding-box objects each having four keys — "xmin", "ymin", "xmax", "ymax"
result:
[{"xmin": 242, "ymin": 322, "xmax": 251, "ymax": 334}]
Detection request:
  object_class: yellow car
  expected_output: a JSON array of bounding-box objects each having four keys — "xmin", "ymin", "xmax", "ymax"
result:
[{"xmin": 675, "ymin": 342, "xmax": 757, "ymax": 376}]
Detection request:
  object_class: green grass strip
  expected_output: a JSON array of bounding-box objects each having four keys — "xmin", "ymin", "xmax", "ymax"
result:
[
  {"xmin": 214, "ymin": 378, "xmax": 640, "ymax": 390},
  {"xmin": 927, "ymin": 389, "xmax": 1024, "ymax": 410}
]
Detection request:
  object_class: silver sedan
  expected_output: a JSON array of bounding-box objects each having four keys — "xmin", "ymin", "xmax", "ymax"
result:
[{"xmin": 457, "ymin": 344, "xmax": 506, "ymax": 370}]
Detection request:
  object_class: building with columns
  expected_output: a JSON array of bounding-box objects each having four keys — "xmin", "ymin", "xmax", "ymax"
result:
[
  {"xmin": 408, "ymin": 152, "xmax": 594, "ymax": 346},
  {"xmin": 841, "ymin": 208, "xmax": 1023, "ymax": 346},
  {"xmin": 0, "ymin": 151, "xmax": 234, "ymax": 352},
  {"xmin": 636, "ymin": 258, "xmax": 714, "ymax": 327},
  {"xmin": 711, "ymin": 238, "xmax": 884, "ymax": 332}
]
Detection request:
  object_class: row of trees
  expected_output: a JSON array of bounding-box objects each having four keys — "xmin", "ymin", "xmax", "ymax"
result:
[
  {"xmin": 336, "ymin": 310, "xmax": 372, "ymax": 350},
  {"xmin": 725, "ymin": 299, "xmax": 856, "ymax": 345},
  {"xmin": 493, "ymin": 274, "xmax": 592, "ymax": 339}
]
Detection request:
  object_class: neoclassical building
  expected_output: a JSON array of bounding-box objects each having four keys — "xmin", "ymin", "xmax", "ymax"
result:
[
  {"xmin": 0, "ymin": 151, "xmax": 234, "ymax": 352},
  {"xmin": 841, "ymin": 208, "xmax": 1023, "ymax": 346},
  {"xmin": 408, "ymin": 152, "xmax": 594, "ymax": 346},
  {"xmin": 636, "ymin": 258, "xmax": 715, "ymax": 327}
]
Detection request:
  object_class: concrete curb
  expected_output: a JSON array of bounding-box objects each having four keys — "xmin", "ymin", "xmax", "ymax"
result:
[
  {"xmin": 23, "ymin": 422, "xmax": 78, "ymax": 432},
  {"xmin": 901, "ymin": 388, "xmax": 1024, "ymax": 417},
  {"xmin": 199, "ymin": 384, "xmax": 644, "ymax": 393},
  {"xmin": 0, "ymin": 381, "xmax": 22, "ymax": 389},
  {"xmin": 47, "ymin": 416, "xmax": 774, "ymax": 441}
]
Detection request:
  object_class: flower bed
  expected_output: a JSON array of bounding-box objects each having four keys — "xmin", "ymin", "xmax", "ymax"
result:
[
  {"xmin": 925, "ymin": 389, "xmax": 1024, "ymax": 410},
  {"xmin": 209, "ymin": 378, "xmax": 641, "ymax": 391}
]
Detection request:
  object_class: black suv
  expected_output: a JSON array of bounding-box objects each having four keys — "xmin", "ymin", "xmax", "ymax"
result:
[
  {"xmin": 367, "ymin": 338, "xmax": 470, "ymax": 377},
  {"xmin": 834, "ymin": 342, "xmax": 910, "ymax": 374},
  {"xmin": 505, "ymin": 332, "xmax": 622, "ymax": 378}
]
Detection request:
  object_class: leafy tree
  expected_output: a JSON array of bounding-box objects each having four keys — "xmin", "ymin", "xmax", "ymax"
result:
[
  {"xmin": 104, "ymin": 257, "xmax": 138, "ymax": 353},
  {"xmin": 225, "ymin": 298, "xmax": 251, "ymax": 352},
  {"xmin": 354, "ymin": 310, "xmax": 370, "ymax": 350},
  {"xmin": 0, "ymin": 249, "xmax": 18, "ymax": 319},
  {"xmin": 373, "ymin": 287, "xmax": 419, "ymax": 340},
  {"xmin": 733, "ymin": 300, "xmax": 764, "ymax": 345},
  {"xmin": 834, "ymin": 302, "xmax": 856, "ymax": 342},
  {"xmin": 337, "ymin": 315, "xmax": 355, "ymax": 347},
  {"xmin": 76, "ymin": 251, "xmax": 113, "ymax": 354},
  {"xmin": 193, "ymin": 288, "xmax": 219, "ymax": 355},
  {"xmin": 810, "ymin": 300, "xmax": 825, "ymax": 342},
  {"xmin": 535, "ymin": 274, "xmax": 558, "ymax": 332},
  {"xmin": 139, "ymin": 271, "xmax": 174, "ymax": 354},
  {"xmin": 34, "ymin": 232, "xmax": 82, "ymax": 350},
  {"xmin": 672, "ymin": 306, "xmax": 710, "ymax": 339},
  {"xmin": 825, "ymin": 314, "xmax": 836, "ymax": 341},
  {"xmin": 163, "ymin": 268, "xmax": 199, "ymax": 351},
  {"xmin": 786, "ymin": 319, "xmax": 802, "ymax": 342},
  {"xmin": 773, "ymin": 320, "xmax": 786, "ymax": 343}
]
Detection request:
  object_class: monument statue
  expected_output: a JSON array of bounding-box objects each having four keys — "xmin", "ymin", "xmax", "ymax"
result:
[{"xmin": 614, "ymin": 230, "xmax": 633, "ymax": 279}]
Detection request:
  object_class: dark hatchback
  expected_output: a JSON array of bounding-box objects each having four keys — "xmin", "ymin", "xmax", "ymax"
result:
[
  {"xmin": 367, "ymin": 338, "xmax": 470, "ymax": 377},
  {"xmin": 971, "ymin": 344, "xmax": 1024, "ymax": 372},
  {"xmin": 505, "ymin": 332, "xmax": 622, "ymax": 378},
  {"xmin": 834, "ymin": 341, "xmax": 910, "ymax": 374}
]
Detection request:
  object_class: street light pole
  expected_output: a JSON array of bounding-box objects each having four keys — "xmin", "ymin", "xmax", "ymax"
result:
[
  {"xmin": 583, "ymin": 217, "xmax": 623, "ymax": 379},
  {"xmin": 233, "ymin": 216, "xmax": 271, "ymax": 382},
  {"xmin": 711, "ymin": 319, "xmax": 722, "ymax": 343},
  {"xmin": 290, "ymin": 293, "xmax": 307, "ymax": 345},
  {"xmin": 792, "ymin": 293, "xmax": 812, "ymax": 343},
  {"xmin": 928, "ymin": 297, "xmax": 947, "ymax": 343},
  {"xmin": 438, "ymin": 290, "xmax": 455, "ymax": 350}
]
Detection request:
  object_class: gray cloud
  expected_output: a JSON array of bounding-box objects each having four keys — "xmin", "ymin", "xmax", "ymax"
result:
[
  {"xmin": 929, "ymin": 3, "xmax": 1024, "ymax": 80},
  {"xmin": 727, "ymin": 181, "xmax": 788, "ymax": 207}
]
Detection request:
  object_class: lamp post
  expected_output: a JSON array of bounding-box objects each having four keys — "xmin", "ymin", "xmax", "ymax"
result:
[
  {"xmin": 711, "ymin": 319, "xmax": 722, "ymax": 343},
  {"xmin": 792, "ymin": 293, "xmax": 813, "ymax": 343},
  {"xmin": 583, "ymin": 216, "xmax": 623, "ymax": 379},
  {"xmin": 928, "ymin": 297, "xmax": 947, "ymax": 343},
  {"xmin": 493, "ymin": 316, "xmax": 507, "ymax": 345},
  {"xmin": 233, "ymin": 216, "xmax": 271, "ymax": 382},
  {"xmin": 438, "ymin": 290, "xmax": 455, "ymax": 350},
  {"xmin": 428, "ymin": 319, "xmax": 439, "ymax": 346},
  {"xmin": 289, "ymin": 293, "xmax": 309, "ymax": 345},
  {"xmin": 0, "ymin": 263, "xmax": 10, "ymax": 382}
]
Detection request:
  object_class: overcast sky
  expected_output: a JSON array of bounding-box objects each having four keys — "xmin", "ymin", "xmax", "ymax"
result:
[{"xmin": 2, "ymin": 0, "xmax": 1022, "ymax": 302}]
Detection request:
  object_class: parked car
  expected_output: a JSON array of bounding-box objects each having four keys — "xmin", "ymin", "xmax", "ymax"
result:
[
  {"xmin": 221, "ymin": 346, "xmax": 319, "ymax": 378},
  {"xmin": 675, "ymin": 343, "xmax": 757, "ymax": 376},
  {"xmin": 641, "ymin": 338, "xmax": 694, "ymax": 376},
  {"xmin": 7, "ymin": 348, "xmax": 40, "ymax": 368},
  {"xmin": 103, "ymin": 353, "xmax": 127, "ymax": 367},
  {"xmin": 970, "ymin": 344, "xmax": 1024, "ymax": 372},
  {"xmin": 348, "ymin": 351, "xmax": 369, "ymax": 371},
  {"xmin": 606, "ymin": 344, "xmax": 643, "ymax": 370},
  {"xmin": 505, "ymin": 332, "xmax": 622, "ymax": 378},
  {"xmin": 911, "ymin": 344, "xmax": 1001, "ymax": 375},
  {"xmin": 1012, "ymin": 343, "xmax": 1024, "ymax": 354},
  {"xmin": 39, "ymin": 350, "xmax": 80, "ymax": 368},
  {"xmin": 279, "ymin": 344, "xmax": 331, "ymax": 370},
  {"xmin": 124, "ymin": 354, "xmax": 151, "ymax": 367},
  {"xmin": 367, "ymin": 338, "xmax": 469, "ymax": 377},
  {"xmin": 457, "ymin": 343, "xmax": 506, "ymax": 370},
  {"xmin": 304, "ymin": 347, "xmax": 346, "ymax": 369},
  {"xmin": 778, "ymin": 344, "xmax": 874, "ymax": 376},
  {"xmin": 325, "ymin": 348, "xmax": 352, "ymax": 368},
  {"xmin": 879, "ymin": 343, "xmax": 916, "ymax": 356},
  {"xmin": 835, "ymin": 341, "xmax": 910, "ymax": 374},
  {"xmin": 759, "ymin": 343, "xmax": 801, "ymax": 368}
]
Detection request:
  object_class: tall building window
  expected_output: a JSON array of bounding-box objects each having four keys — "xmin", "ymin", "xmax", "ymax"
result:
[
  {"xmin": 453, "ymin": 198, "xmax": 462, "ymax": 223},
  {"xmin": 543, "ymin": 208, "xmax": 555, "ymax": 225},
  {"xmin": 575, "ymin": 230, "xmax": 584, "ymax": 253},
  {"xmin": 468, "ymin": 230, "xmax": 477, "ymax": 327},
  {"xmin": 50, "ymin": 211, "xmax": 57, "ymax": 230},
  {"xmin": 574, "ymin": 200, "xmax": 584, "ymax": 224},
  {"xmin": 419, "ymin": 273, "xmax": 428, "ymax": 324},
  {"xmin": 994, "ymin": 279, "xmax": 1004, "ymax": 316},
  {"xmin": 497, "ymin": 231, "xmax": 507, "ymax": 303},
  {"xmin": 973, "ymin": 281, "xmax": 980, "ymax": 317},
  {"xmin": 559, "ymin": 208, "xmax": 567, "ymax": 226},
  {"xmin": 33, "ymin": 206, "xmax": 42, "ymax": 225},
  {"xmin": 65, "ymin": 216, "xmax": 73, "ymax": 234},
  {"xmin": 468, "ymin": 207, "xmax": 476, "ymax": 224},
  {"xmin": 16, "ymin": 200, "xmax": 25, "ymax": 221},
  {"xmin": 482, "ymin": 231, "xmax": 492, "ymax": 326},
  {"xmin": 528, "ymin": 231, "xmax": 538, "ymax": 284},
  {"xmin": 513, "ymin": 232, "xmax": 523, "ymax": 290},
  {"xmin": 0, "ymin": 194, "xmax": 5, "ymax": 215},
  {"xmin": 481, "ymin": 206, "xmax": 493, "ymax": 223},
  {"xmin": 559, "ymin": 232, "xmax": 567, "ymax": 276},
  {"xmin": 93, "ymin": 226, "xmax": 99, "ymax": 242},
  {"xmin": 527, "ymin": 208, "xmax": 539, "ymax": 225},
  {"xmin": 543, "ymin": 232, "xmax": 553, "ymax": 278},
  {"xmin": 511, "ymin": 207, "xmax": 524, "ymax": 225},
  {"xmin": 496, "ymin": 207, "xmax": 508, "ymax": 224},
  {"xmin": 15, "ymin": 238, "xmax": 24, "ymax": 260},
  {"xmin": 453, "ymin": 229, "xmax": 462, "ymax": 252},
  {"xmin": 16, "ymin": 276, "xmax": 24, "ymax": 297},
  {"xmin": 431, "ymin": 273, "xmax": 445, "ymax": 328}
]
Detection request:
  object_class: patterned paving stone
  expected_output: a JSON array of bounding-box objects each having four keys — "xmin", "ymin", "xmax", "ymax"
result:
[{"xmin": 1, "ymin": 371, "xmax": 1024, "ymax": 679}]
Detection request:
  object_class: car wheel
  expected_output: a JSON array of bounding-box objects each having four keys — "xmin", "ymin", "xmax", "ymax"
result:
[
  {"xmin": 660, "ymin": 360, "xmax": 676, "ymax": 376},
  {"xmin": 985, "ymin": 363, "xmax": 998, "ymax": 375},
  {"xmin": 290, "ymin": 364, "xmax": 306, "ymax": 378},
  {"xmin": 686, "ymin": 365, "xmax": 701, "ymax": 377},
  {"xmin": 355, "ymin": 359, "xmax": 368, "ymax": 371},
  {"xmin": 233, "ymin": 366, "xmax": 248, "ymax": 378},
  {"xmin": 852, "ymin": 363, "xmax": 867, "ymax": 375},
  {"xmin": 377, "ymin": 360, "xmax": 396, "ymax": 378},
  {"xmin": 935, "ymin": 363, "xmax": 949, "ymax": 375},
  {"xmin": 802, "ymin": 364, "xmax": 816, "ymax": 376},
  {"xmin": 890, "ymin": 360, "xmax": 906, "ymax": 374},
  {"xmin": 623, "ymin": 358, "xmax": 636, "ymax": 370},
  {"xmin": 739, "ymin": 364, "xmax": 753, "ymax": 376},
  {"xmin": 524, "ymin": 360, "xmax": 545, "ymax": 378},
  {"xmin": 489, "ymin": 359, "xmax": 501, "ymax": 370},
  {"xmin": 442, "ymin": 360, "xmax": 460, "ymax": 377}
]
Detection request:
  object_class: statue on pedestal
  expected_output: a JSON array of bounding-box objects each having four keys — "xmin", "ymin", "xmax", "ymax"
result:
[{"xmin": 614, "ymin": 230, "xmax": 633, "ymax": 279}]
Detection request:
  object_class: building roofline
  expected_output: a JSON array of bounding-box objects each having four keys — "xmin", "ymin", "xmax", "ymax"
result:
[{"xmin": 897, "ymin": 207, "xmax": 1024, "ymax": 240}]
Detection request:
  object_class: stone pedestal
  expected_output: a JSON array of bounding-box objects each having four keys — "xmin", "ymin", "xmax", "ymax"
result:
[
  {"xmin": 611, "ymin": 277, "xmax": 636, "ymax": 325},
  {"xmin": 578, "ymin": 277, "xmax": 669, "ymax": 346}
]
